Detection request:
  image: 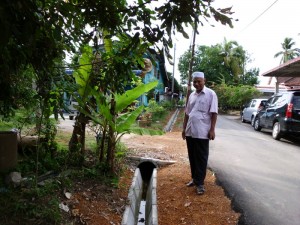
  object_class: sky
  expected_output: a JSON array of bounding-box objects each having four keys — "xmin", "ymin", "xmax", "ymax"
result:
[{"xmin": 166, "ymin": 0, "xmax": 300, "ymax": 85}]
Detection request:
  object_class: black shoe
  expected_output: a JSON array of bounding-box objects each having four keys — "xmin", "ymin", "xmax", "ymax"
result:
[
  {"xmin": 186, "ymin": 180, "xmax": 195, "ymax": 187},
  {"xmin": 196, "ymin": 185, "xmax": 205, "ymax": 195}
]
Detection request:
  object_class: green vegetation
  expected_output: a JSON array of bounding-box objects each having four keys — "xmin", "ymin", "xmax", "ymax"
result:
[
  {"xmin": 178, "ymin": 39, "xmax": 259, "ymax": 86},
  {"xmin": 0, "ymin": 184, "xmax": 62, "ymax": 224},
  {"xmin": 1, "ymin": 0, "xmax": 234, "ymax": 174},
  {"xmin": 274, "ymin": 37, "xmax": 300, "ymax": 64},
  {"xmin": 0, "ymin": 123, "xmax": 128, "ymax": 224},
  {"xmin": 214, "ymin": 83, "xmax": 261, "ymax": 112}
]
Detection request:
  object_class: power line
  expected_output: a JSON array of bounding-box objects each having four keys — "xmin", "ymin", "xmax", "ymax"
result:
[{"xmin": 240, "ymin": 0, "xmax": 280, "ymax": 32}]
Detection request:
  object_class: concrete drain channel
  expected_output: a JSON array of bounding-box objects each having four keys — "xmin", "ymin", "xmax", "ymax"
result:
[
  {"xmin": 122, "ymin": 108, "xmax": 180, "ymax": 224},
  {"xmin": 121, "ymin": 161, "xmax": 158, "ymax": 225}
]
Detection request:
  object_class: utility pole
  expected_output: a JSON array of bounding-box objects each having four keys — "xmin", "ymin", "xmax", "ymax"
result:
[
  {"xmin": 186, "ymin": 25, "xmax": 197, "ymax": 103},
  {"xmin": 171, "ymin": 43, "xmax": 176, "ymax": 99}
]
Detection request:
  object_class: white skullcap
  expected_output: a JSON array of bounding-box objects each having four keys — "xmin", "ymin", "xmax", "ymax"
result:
[{"xmin": 192, "ymin": 71, "xmax": 204, "ymax": 79}]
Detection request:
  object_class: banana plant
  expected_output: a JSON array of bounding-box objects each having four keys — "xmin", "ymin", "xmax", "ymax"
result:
[
  {"xmin": 70, "ymin": 35, "xmax": 162, "ymax": 172},
  {"xmin": 79, "ymin": 80, "xmax": 164, "ymax": 172},
  {"xmin": 68, "ymin": 46, "xmax": 94, "ymax": 154},
  {"xmin": 89, "ymin": 80, "xmax": 163, "ymax": 134}
]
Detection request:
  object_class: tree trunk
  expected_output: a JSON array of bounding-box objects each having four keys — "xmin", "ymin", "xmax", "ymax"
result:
[
  {"xmin": 68, "ymin": 113, "xmax": 88, "ymax": 153},
  {"xmin": 107, "ymin": 98, "xmax": 116, "ymax": 174},
  {"xmin": 99, "ymin": 122, "xmax": 107, "ymax": 162}
]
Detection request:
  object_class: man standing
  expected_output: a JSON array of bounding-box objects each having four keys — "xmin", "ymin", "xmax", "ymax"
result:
[{"xmin": 182, "ymin": 71, "xmax": 218, "ymax": 195}]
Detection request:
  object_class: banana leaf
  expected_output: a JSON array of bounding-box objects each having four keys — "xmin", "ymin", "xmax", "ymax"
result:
[
  {"xmin": 73, "ymin": 46, "xmax": 93, "ymax": 97},
  {"xmin": 115, "ymin": 80, "xmax": 158, "ymax": 112},
  {"xmin": 116, "ymin": 105, "xmax": 144, "ymax": 133}
]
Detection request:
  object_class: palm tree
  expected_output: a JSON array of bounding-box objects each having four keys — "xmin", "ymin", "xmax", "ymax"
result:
[
  {"xmin": 220, "ymin": 38, "xmax": 246, "ymax": 84},
  {"xmin": 274, "ymin": 37, "xmax": 300, "ymax": 64}
]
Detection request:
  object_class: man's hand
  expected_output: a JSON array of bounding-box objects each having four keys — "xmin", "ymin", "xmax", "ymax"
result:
[
  {"xmin": 182, "ymin": 130, "xmax": 186, "ymax": 140},
  {"xmin": 208, "ymin": 130, "xmax": 215, "ymax": 140}
]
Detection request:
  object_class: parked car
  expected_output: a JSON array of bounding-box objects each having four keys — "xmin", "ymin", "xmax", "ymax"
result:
[
  {"xmin": 68, "ymin": 95, "xmax": 79, "ymax": 120},
  {"xmin": 241, "ymin": 98, "xmax": 267, "ymax": 126},
  {"xmin": 253, "ymin": 90, "xmax": 300, "ymax": 140}
]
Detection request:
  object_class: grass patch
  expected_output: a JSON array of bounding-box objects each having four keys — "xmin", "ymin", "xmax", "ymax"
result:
[{"xmin": 55, "ymin": 129, "xmax": 96, "ymax": 151}]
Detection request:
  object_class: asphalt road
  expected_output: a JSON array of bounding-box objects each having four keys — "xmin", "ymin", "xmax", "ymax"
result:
[{"xmin": 209, "ymin": 114, "xmax": 300, "ymax": 225}]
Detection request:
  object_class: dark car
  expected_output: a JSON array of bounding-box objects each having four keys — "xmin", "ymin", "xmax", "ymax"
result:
[
  {"xmin": 253, "ymin": 90, "xmax": 300, "ymax": 140},
  {"xmin": 241, "ymin": 98, "xmax": 267, "ymax": 126}
]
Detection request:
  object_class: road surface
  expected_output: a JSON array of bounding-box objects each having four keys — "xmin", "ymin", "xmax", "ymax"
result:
[{"xmin": 209, "ymin": 114, "xmax": 300, "ymax": 225}]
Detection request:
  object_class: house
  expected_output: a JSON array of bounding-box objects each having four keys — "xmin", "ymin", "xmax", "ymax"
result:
[
  {"xmin": 255, "ymin": 84, "xmax": 291, "ymax": 98},
  {"xmin": 134, "ymin": 49, "xmax": 170, "ymax": 106}
]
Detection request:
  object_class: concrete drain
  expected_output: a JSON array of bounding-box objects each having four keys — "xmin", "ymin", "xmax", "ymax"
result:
[{"xmin": 122, "ymin": 161, "xmax": 158, "ymax": 225}]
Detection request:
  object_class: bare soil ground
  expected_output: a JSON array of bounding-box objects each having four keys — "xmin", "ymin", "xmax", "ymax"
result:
[
  {"xmin": 64, "ymin": 109, "xmax": 240, "ymax": 225},
  {"xmin": 122, "ymin": 132, "xmax": 240, "ymax": 225}
]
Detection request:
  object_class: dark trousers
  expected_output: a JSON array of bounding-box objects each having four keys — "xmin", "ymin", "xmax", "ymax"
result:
[{"xmin": 186, "ymin": 136, "xmax": 209, "ymax": 186}]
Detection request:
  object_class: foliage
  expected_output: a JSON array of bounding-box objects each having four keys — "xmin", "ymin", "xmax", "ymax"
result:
[
  {"xmin": 142, "ymin": 99, "xmax": 166, "ymax": 125},
  {"xmin": 0, "ymin": 108, "xmax": 36, "ymax": 131},
  {"xmin": 178, "ymin": 40, "xmax": 259, "ymax": 86},
  {"xmin": 145, "ymin": 99, "xmax": 165, "ymax": 114},
  {"xmin": 160, "ymin": 100, "xmax": 176, "ymax": 110},
  {"xmin": 214, "ymin": 83, "xmax": 262, "ymax": 111},
  {"xmin": 79, "ymin": 80, "xmax": 164, "ymax": 173},
  {"xmin": 0, "ymin": 137, "xmax": 130, "ymax": 224},
  {"xmin": 139, "ymin": 100, "xmax": 176, "ymax": 130},
  {"xmin": 0, "ymin": 66, "xmax": 37, "ymax": 118},
  {"xmin": 0, "ymin": 0, "xmax": 85, "ymax": 116},
  {"xmin": 177, "ymin": 99, "xmax": 185, "ymax": 107},
  {"xmin": 274, "ymin": 37, "xmax": 300, "ymax": 64},
  {"xmin": 0, "ymin": 179, "xmax": 62, "ymax": 224},
  {"xmin": 1, "ymin": 0, "xmax": 234, "ymax": 117},
  {"xmin": 1, "ymin": 0, "xmax": 236, "ymax": 184},
  {"xmin": 149, "ymin": 110, "xmax": 171, "ymax": 131},
  {"xmin": 219, "ymin": 38, "xmax": 245, "ymax": 83},
  {"xmin": 242, "ymin": 68, "xmax": 260, "ymax": 86}
]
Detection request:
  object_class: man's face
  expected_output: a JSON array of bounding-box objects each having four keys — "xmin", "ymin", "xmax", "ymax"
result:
[{"xmin": 193, "ymin": 77, "xmax": 205, "ymax": 92}]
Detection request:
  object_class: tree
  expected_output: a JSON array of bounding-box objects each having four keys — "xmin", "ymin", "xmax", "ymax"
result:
[
  {"xmin": 219, "ymin": 38, "xmax": 246, "ymax": 84},
  {"xmin": 1, "ymin": 0, "xmax": 234, "ymax": 117},
  {"xmin": 0, "ymin": 0, "xmax": 86, "ymax": 117},
  {"xmin": 274, "ymin": 37, "xmax": 300, "ymax": 64},
  {"xmin": 242, "ymin": 68, "xmax": 259, "ymax": 86},
  {"xmin": 196, "ymin": 45, "xmax": 232, "ymax": 85},
  {"xmin": 178, "ymin": 41, "xmax": 258, "ymax": 86}
]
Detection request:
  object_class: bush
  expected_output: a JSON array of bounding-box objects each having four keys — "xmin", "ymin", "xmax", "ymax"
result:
[
  {"xmin": 214, "ymin": 84, "xmax": 261, "ymax": 111},
  {"xmin": 177, "ymin": 99, "xmax": 185, "ymax": 107},
  {"xmin": 146, "ymin": 99, "xmax": 164, "ymax": 114},
  {"xmin": 160, "ymin": 100, "xmax": 175, "ymax": 110}
]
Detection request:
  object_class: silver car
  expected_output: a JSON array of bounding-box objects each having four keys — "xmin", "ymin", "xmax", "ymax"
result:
[
  {"xmin": 241, "ymin": 98, "xmax": 267, "ymax": 126},
  {"xmin": 68, "ymin": 95, "xmax": 79, "ymax": 120}
]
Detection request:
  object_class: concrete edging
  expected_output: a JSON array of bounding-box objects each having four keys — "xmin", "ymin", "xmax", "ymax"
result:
[{"xmin": 122, "ymin": 168, "xmax": 158, "ymax": 225}]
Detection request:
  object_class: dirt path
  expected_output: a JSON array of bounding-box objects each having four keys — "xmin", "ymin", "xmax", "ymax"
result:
[{"xmin": 122, "ymin": 132, "xmax": 240, "ymax": 225}]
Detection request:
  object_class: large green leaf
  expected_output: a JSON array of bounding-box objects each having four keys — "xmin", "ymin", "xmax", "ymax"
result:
[
  {"xmin": 103, "ymin": 30, "xmax": 113, "ymax": 53},
  {"xmin": 73, "ymin": 46, "xmax": 93, "ymax": 97},
  {"xmin": 116, "ymin": 105, "xmax": 144, "ymax": 133},
  {"xmin": 90, "ymin": 88, "xmax": 112, "ymax": 122},
  {"xmin": 115, "ymin": 80, "xmax": 158, "ymax": 112}
]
